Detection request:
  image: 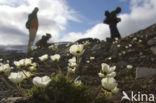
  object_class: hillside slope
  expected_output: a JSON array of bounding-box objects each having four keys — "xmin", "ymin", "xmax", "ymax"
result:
[{"xmin": 0, "ymin": 23, "xmax": 156, "ymax": 103}]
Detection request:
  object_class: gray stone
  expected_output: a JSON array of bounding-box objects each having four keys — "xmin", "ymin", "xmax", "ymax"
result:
[
  {"xmin": 0, "ymin": 91, "xmax": 10, "ymax": 97},
  {"xmin": 136, "ymin": 67, "xmax": 156, "ymax": 79},
  {"xmin": 91, "ymin": 44, "xmax": 101, "ymax": 51},
  {"xmin": 0, "ymin": 97, "xmax": 26, "ymax": 103},
  {"xmin": 117, "ymin": 61, "xmax": 129, "ymax": 66},
  {"xmin": 150, "ymin": 46, "xmax": 156, "ymax": 55},
  {"xmin": 147, "ymin": 37, "xmax": 156, "ymax": 46}
]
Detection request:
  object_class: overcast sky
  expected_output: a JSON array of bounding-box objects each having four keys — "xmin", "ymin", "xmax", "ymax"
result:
[{"xmin": 0, "ymin": 0, "xmax": 156, "ymax": 45}]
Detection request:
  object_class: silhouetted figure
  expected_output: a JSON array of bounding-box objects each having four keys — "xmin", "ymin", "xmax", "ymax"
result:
[
  {"xmin": 36, "ymin": 33, "xmax": 52, "ymax": 48},
  {"xmin": 104, "ymin": 7, "xmax": 121, "ymax": 39},
  {"xmin": 26, "ymin": 7, "xmax": 39, "ymax": 52}
]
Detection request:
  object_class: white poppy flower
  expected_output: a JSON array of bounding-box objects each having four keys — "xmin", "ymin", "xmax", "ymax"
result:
[
  {"xmin": 125, "ymin": 46, "xmax": 129, "ymax": 49},
  {"xmin": 67, "ymin": 67, "xmax": 76, "ymax": 74},
  {"xmin": 14, "ymin": 61, "xmax": 21, "ymax": 68},
  {"xmin": 90, "ymin": 57, "xmax": 95, "ymax": 60},
  {"xmin": 0, "ymin": 59, "xmax": 3, "ymax": 62},
  {"xmin": 0, "ymin": 64, "xmax": 11, "ymax": 73},
  {"xmin": 8, "ymin": 72, "xmax": 24, "ymax": 84},
  {"xmin": 32, "ymin": 63, "xmax": 38, "ymax": 67},
  {"xmin": 111, "ymin": 87, "xmax": 119, "ymax": 94},
  {"xmin": 108, "ymin": 57, "xmax": 112, "ymax": 60},
  {"xmin": 29, "ymin": 65, "xmax": 37, "ymax": 71},
  {"xmin": 24, "ymin": 58, "xmax": 32, "ymax": 66},
  {"xmin": 68, "ymin": 62, "xmax": 77, "ymax": 67},
  {"xmin": 98, "ymin": 72, "xmax": 105, "ymax": 78},
  {"xmin": 19, "ymin": 59, "xmax": 25, "ymax": 66},
  {"xmin": 69, "ymin": 44, "xmax": 84, "ymax": 56},
  {"xmin": 86, "ymin": 60, "xmax": 90, "ymax": 63},
  {"xmin": 127, "ymin": 65, "xmax": 133, "ymax": 69},
  {"xmin": 39, "ymin": 54, "xmax": 48, "ymax": 62},
  {"xmin": 117, "ymin": 44, "xmax": 120, "ymax": 47},
  {"xmin": 68, "ymin": 57, "xmax": 76, "ymax": 63},
  {"xmin": 74, "ymin": 79, "xmax": 82, "ymax": 86},
  {"xmin": 50, "ymin": 54, "xmax": 61, "ymax": 62},
  {"xmin": 48, "ymin": 44, "xmax": 58, "ymax": 51},
  {"xmin": 33, "ymin": 76, "xmax": 51, "ymax": 88},
  {"xmin": 139, "ymin": 40, "xmax": 142, "ymax": 42},
  {"xmin": 107, "ymin": 72, "xmax": 116, "ymax": 78},
  {"xmin": 129, "ymin": 44, "xmax": 132, "ymax": 47},
  {"xmin": 101, "ymin": 63, "xmax": 116, "ymax": 74},
  {"xmin": 29, "ymin": 63, "xmax": 37, "ymax": 71},
  {"xmin": 101, "ymin": 78, "xmax": 117, "ymax": 90},
  {"xmin": 133, "ymin": 37, "xmax": 137, "ymax": 41}
]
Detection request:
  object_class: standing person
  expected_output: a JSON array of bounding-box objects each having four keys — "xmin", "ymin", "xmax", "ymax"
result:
[
  {"xmin": 26, "ymin": 7, "xmax": 39, "ymax": 52},
  {"xmin": 104, "ymin": 7, "xmax": 122, "ymax": 39}
]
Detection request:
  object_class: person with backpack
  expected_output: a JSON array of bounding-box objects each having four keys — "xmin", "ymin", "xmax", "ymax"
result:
[
  {"xmin": 26, "ymin": 7, "xmax": 39, "ymax": 52},
  {"xmin": 104, "ymin": 7, "xmax": 122, "ymax": 39}
]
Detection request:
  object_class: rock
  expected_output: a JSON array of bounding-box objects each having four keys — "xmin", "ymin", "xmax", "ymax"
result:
[
  {"xmin": 0, "ymin": 97, "xmax": 26, "ymax": 103},
  {"xmin": 136, "ymin": 67, "xmax": 156, "ymax": 79},
  {"xmin": 76, "ymin": 38, "xmax": 100, "ymax": 44},
  {"xmin": 117, "ymin": 61, "xmax": 129, "ymax": 67},
  {"xmin": 106, "ymin": 38, "xmax": 114, "ymax": 42},
  {"xmin": 0, "ymin": 91, "xmax": 11, "ymax": 97},
  {"xmin": 91, "ymin": 44, "xmax": 101, "ymax": 51},
  {"xmin": 147, "ymin": 37, "xmax": 156, "ymax": 46},
  {"xmin": 150, "ymin": 46, "xmax": 156, "ymax": 55},
  {"xmin": 110, "ymin": 44, "xmax": 119, "ymax": 58}
]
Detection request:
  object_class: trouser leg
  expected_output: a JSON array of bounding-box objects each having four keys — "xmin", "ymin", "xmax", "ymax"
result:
[
  {"xmin": 114, "ymin": 26, "xmax": 121, "ymax": 38},
  {"xmin": 109, "ymin": 24, "xmax": 121, "ymax": 39},
  {"xmin": 109, "ymin": 24, "xmax": 115, "ymax": 39},
  {"xmin": 27, "ymin": 29, "xmax": 37, "ymax": 52}
]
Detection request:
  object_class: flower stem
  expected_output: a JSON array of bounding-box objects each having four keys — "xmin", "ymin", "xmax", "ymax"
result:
[
  {"xmin": 0, "ymin": 75, "xmax": 15, "ymax": 89},
  {"xmin": 56, "ymin": 63, "xmax": 62, "ymax": 74},
  {"xmin": 16, "ymin": 83, "xmax": 27, "ymax": 97}
]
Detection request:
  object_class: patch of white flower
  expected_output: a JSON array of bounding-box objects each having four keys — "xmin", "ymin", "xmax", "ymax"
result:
[
  {"xmin": 133, "ymin": 37, "xmax": 137, "ymax": 41},
  {"xmin": 32, "ymin": 76, "xmax": 51, "ymax": 88},
  {"xmin": 0, "ymin": 58, "xmax": 3, "ymax": 62},
  {"xmin": 86, "ymin": 60, "xmax": 90, "ymax": 63},
  {"xmin": 138, "ymin": 40, "xmax": 142, "ymax": 42},
  {"xmin": 74, "ymin": 76, "xmax": 82, "ymax": 87},
  {"xmin": 0, "ymin": 64, "xmax": 11, "ymax": 73},
  {"xmin": 14, "ymin": 58, "xmax": 32, "ymax": 68},
  {"xmin": 129, "ymin": 44, "xmax": 132, "ymax": 47},
  {"xmin": 29, "ymin": 63, "xmax": 38, "ymax": 72},
  {"xmin": 98, "ymin": 63, "xmax": 116, "ymax": 78},
  {"xmin": 50, "ymin": 54, "xmax": 61, "ymax": 62},
  {"xmin": 67, "ymin": 57, "xmax": 77, "ymax": 74},
  {"xmin": 39, "ymin": 54, "xmax": 48, "ymax": 62},
  {"xmin": 125, "ymin": 46, "xmax": 129, "ymax": 49},
  {"xmin": 67, "ymin": 67, "xmax": 76, "ymax": 74},
  {"xmin": 127, "ymin": 65, "xmax": 133, "ymax": 70},
  {"xmin": 98, "ymin": 63, "xmax": 119, "ymax": 95},
  {"xmin": 69, "ymin": 44, "xmax": 84, "ymax": 57},
  {"xmin": 117, "ymin": 44, "xmax": 121, "ymax": 48},
  {"xmin": 90, "ymin": 57, "xmax": 95, "ymax": 60},
  {"xmin": 101, "ymin": 77, "xmax": 118, "ymax": 90},
  {"xmin": 8, "ymin": 72, "xmax": 25, "ymax": 84},
  {"xmin": 48, "ymin": 44, "xmax": 58, "ymax": 51}
]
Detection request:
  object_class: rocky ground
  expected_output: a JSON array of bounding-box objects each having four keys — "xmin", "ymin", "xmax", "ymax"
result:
[{"xmin": 0, "ymin": 24, "xmax": 156, "ymax": 103}]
